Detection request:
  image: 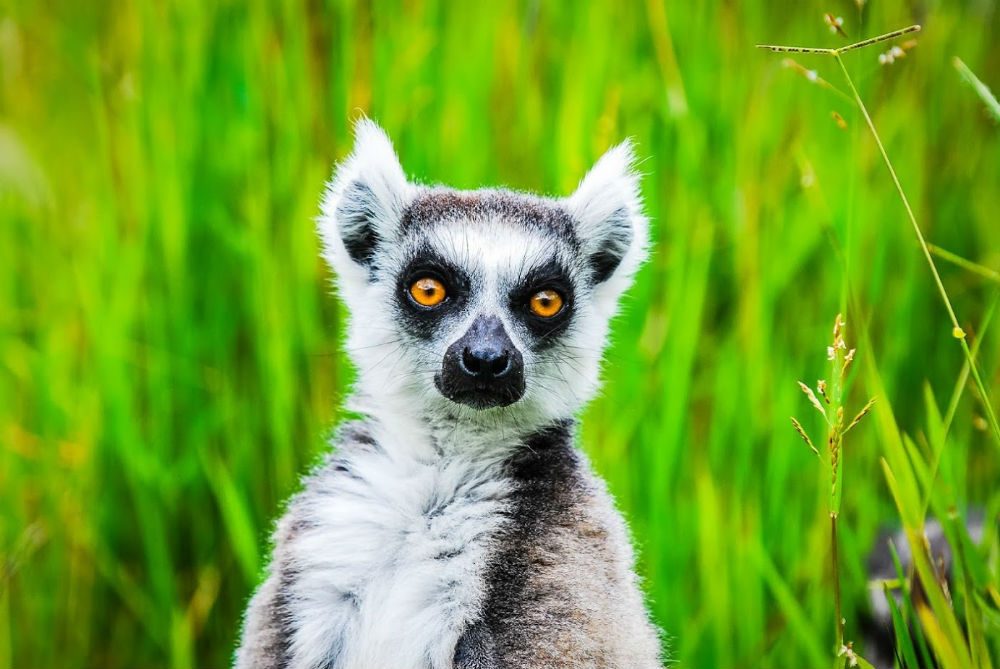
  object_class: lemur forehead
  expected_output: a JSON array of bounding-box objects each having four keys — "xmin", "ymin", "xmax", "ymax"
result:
[{"xmin": 400, "ymin": 189, "xmax": 580, "ymax": 249}]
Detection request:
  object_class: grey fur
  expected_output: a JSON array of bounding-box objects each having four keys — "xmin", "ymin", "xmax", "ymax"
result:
[
  {"xmin": 468, "ymin": 422, "xmax": 662, "ymax": 667},
  {"xmin": 400, "ymin": 189, "xmax": 581, "ymax": 248},
  {"xmin": 236, "ymin": 515, "xmax": 296, "ymax": 669},
  {"xmin": 237, "ymin": 421, "xmax": 662, "ymax": 669}
]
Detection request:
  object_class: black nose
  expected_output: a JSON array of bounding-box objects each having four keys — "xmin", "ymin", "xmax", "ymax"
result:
[
  {"xmin": 461, "ymin": 346, "xmax": 511, "ymax": 379},
  {"xmin": 435, "ymin": 315, "xmax": 525, "ymax": 409}
]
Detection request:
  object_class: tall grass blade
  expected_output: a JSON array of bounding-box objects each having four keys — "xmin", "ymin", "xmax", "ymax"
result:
[
  {"xmin": 885, "ymin": 582, "xmax": 921, "ymax": 669},
  {"xmin": 953, "ymin": 57, "xmax": 1000, "ymax": 123}
]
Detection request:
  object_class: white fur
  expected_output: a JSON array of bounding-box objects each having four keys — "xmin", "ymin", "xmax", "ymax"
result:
[
  {"xmin": 565, "ymin": 140, "xmax": 649, "ymax": 321},
  {"xmin": 318, "ymin": 119, "xmax": 415, "ymax": 308},
  {"xmin": 284, "ymin": 419, "xmax": 516, "ymax": 669}
]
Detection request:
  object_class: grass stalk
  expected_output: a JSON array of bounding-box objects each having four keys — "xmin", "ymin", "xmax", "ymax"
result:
[
  {"xmin": 830, "ymin": 514, "xmax": 843, "ymax": 650},
  {"xmin": 927, "ymin": 244, "xmax": 1000, "ymax": 284},
  {"xmin": 792, "ymin": 316, "xmax": 871, "ymax": 661},
  {"xmin": 756, "ymin": 25, "xmax": 920, "ymax": 54},
  {"xmin": 923, "ymin": 295, "xmax": 998, "ymax": 518},
  {"xmin": 831, "ymin": 51, "xmax": 1000, "ymax": 451}
]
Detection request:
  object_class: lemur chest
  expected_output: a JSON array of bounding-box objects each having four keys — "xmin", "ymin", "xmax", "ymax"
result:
[{"xmin": 287, "ymin": 450, "xmax": 512, "ymax": 669}]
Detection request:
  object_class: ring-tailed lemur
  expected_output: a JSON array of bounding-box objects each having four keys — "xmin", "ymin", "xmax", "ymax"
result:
[{"xmin": 235, "ymin": 120, "xmax": 663, "ymax": 669}]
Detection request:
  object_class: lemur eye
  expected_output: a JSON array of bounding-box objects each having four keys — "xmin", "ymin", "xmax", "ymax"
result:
[
  {"xmin": 529, "ymin": 289, "xmax": 564, "ymax": 318},
  {"xmin": 409, "ymin": 277, "xmax": 447, "ymax": 307}
]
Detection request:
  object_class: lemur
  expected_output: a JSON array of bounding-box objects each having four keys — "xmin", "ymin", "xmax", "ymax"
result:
[{"xmin": 235, "ymin": 120, "xmax": 663, "ymax": 669}]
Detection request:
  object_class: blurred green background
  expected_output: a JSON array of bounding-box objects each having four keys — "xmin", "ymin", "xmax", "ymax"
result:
[{"xmin": 2, "ymin": 1, "xmax": 999, "ymax": 667}]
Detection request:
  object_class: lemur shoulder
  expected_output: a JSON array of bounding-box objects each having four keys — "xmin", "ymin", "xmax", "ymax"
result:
[{"xmin": 235, "ymin": 120, "xmax": 663, "ymax": 669}]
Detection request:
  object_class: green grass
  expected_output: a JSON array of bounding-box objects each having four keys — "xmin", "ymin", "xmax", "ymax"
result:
[{"xmin": 1, "ymin": 1, "xmax": 999, "ymax": 667}]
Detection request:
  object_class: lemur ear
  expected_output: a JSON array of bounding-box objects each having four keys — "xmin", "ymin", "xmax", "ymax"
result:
[
  {"xmin": 565, "ymin": 141, "xmax": 648, "ymax": 288},
  {"xmin": 319, "ymin": 119, "xmax": 411, "ymax": 272}
]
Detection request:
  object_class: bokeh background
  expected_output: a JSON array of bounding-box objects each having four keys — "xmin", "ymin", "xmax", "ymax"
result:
[{"xmin": 2, "ymin": 1, "xmax": 999, "ymax": 667}]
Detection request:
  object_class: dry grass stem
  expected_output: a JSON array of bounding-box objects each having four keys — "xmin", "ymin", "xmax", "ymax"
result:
[{"xmin": 756, "ymin": 24, "xmax": 920, "ymax": 55}]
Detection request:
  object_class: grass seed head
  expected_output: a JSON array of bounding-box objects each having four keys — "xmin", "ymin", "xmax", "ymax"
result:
[
  {"xmin": 818, "ymin": 379, "xmax": 830, "ymax": 403},
  {"xmin": 879, "ymin": 39, "xmax": 917, "ymax": 65},
  {"xmin": 798, "ymin": 381, "xmax": 828, "ymax": 418},
  {"xmin": 791, "ymin": 416, "xmax": 821, "ymax": 457},
  {"xmin": 824, "ymin": 13, "xmax": 848, "ymax": 38},
  {"xmin": 844, "ymin": 397, "xmax": 876, "ymax": 435},
  {"xmin": 780, "ymin": 58, "xmax": 848, "ymax": 98},
  {"xmin": 838, "ymin": 641, "xmax": 862, "ymax": 668}
]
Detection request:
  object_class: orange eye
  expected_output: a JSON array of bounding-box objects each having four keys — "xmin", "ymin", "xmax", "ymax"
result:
[
  {"xmin": 409, "ymin": 277, "xmax": 447, "ymax": 307},
  {"xmin": 529, "ymin": 289, "xmax": 564, "ymax": 318}
]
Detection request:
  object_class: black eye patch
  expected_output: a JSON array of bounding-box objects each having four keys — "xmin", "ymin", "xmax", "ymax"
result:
[
  {"xmin": 509, "ymin": 260, "xmax": 575, "ymax": 347},
  {"xmin": 395, "ymin": 250, "xmax": 471, "ymax": 340}
]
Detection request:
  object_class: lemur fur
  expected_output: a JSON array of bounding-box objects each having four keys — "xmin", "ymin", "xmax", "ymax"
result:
[{"xmin": 235, "ymin": 120, "xmax": 662, "ymax": 669}]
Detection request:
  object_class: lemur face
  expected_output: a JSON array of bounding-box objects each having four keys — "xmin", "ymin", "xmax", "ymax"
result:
[
  {"xmin": 319, "ymin": 121, "xmax": 647, "ymax": 425},
  {"xmin": 393, "ymin": 192, "xmax": 584, "ymax": 411}
]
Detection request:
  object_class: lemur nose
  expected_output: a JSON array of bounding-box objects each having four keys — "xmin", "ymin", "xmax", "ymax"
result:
[
  {"xmin": 437, "ymin": 315, "xmax": 526, "ymax": 409},
  {"xmin": 461, "ymin": 347, "xmax": 511, "ymax": 379}
]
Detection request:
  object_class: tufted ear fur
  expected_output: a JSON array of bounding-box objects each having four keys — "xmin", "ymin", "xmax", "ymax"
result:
[
  {"xmin": 318, "ymin": 119, "xmax": 412, "ymax": 276},
  {"xmin": 565, "ymin": 141, "xmax": 648, "ymax": 293}
]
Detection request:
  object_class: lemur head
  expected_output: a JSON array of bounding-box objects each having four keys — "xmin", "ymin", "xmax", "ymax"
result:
[{"xmin": 319, "ymin": 120, "xmax": 647, "ymax": 429}]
